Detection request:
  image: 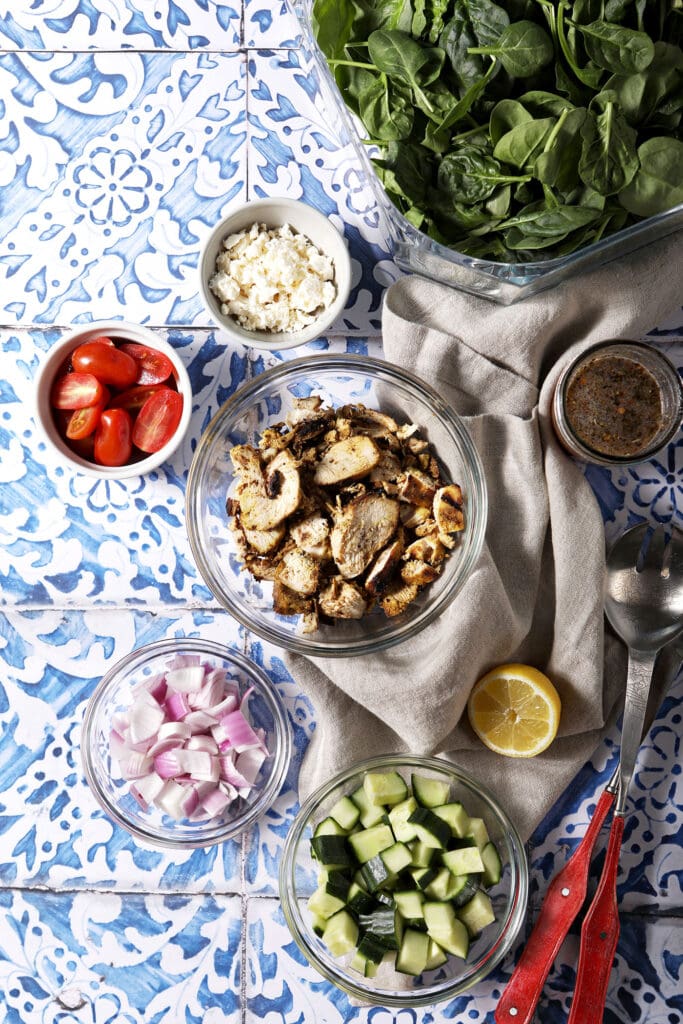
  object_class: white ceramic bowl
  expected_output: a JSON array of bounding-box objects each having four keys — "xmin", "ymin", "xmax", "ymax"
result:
[
  {"xmin": 198, "ymin": 198, "xmax": 353, "ymax": 350},
  {"xmin": 34, "ymin": 321, "xmax": 192, "ymax": 479}
]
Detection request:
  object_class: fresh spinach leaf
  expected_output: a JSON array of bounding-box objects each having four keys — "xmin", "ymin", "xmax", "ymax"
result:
[
  {"xmin": 368, "ymin": 29, "xmax": 445, "ymax": 112},
  {"xmin": 360, "ymin": 74, "xmax": 415, "ymax": 140},
  {"xmin": 440, "ymin": 6, "xmax": 488, "ymax": 91},
  {"xmin": 534, "ymin": 106, "xmax": 588, "ymax": 190},
  {"xmin": 490, "ymin": 98, "xmax": 533, "ymax": 145},
  {"xmin": 493, "ymin": 116, "xmax": 556, "ymax": 168},
  {"xmin": 465, "ymin": 0, "xmax": 510, "ymax": 46},
  {"xmin": 579, "ymin": 100, "xmax": 639, "ymax": 194},
  {"xmin": 618, "ymin": 136, "xmax": 683, "ymax": 215},
  {"xmin": 468, "ymin": 20, "xmax": 555, "ymax": 77},
  {"xmin": 518, "ymin": 90, "xmax": 576, "ymax": 116},
  {"xmin": 312, "ymin": 0, "xmax": 356, "ymax": 59},
  {"xmin": 570, "ymin": 19, "xmax": 656, "ymax": 74},
  {"xmin": 438, "ymin": 143, "xmax": 531, "ymax": 202},
  {"xmin": 604, "ymin": 41, "xmax": 683, "ymax": 123}
]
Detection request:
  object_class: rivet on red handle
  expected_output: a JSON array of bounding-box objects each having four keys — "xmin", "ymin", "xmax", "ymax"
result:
[
  {"xmin": 566, "ymin": 813, "xmax": 625, "ymax": 1024},
  {"xmin": 495, "ymin": 788, "xmax": 615, "ymax": 1024}
]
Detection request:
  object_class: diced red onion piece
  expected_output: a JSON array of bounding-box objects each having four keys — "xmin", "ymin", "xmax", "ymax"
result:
[
  {"xmin": 235, "ymin": 747, "xmax": 267, "ymax": 786},
  {"xmin": 154, "ymin": 780, "xmax": 189, "ymax": 818},
  {"xmin": 154, "ymin": 750, "xmax": 182, "ymax": 779},
  {"xmin": 219, "ymin": 708, "xmax": 262, "ymax": 752},
  {"xmin": 165, "ymin": 691, "xmax": 191, "ymax": 722},
  {"xmin": 200, "ymin": 786, "xmax": 232, "ymax": 817},
  {"xmin": 120, "ymin": 752, "xmax": 154, "ymax": 780},
  {"xmin": 165, "ymin": 666, "xmax": 206, "ymax": 693},
  {"xmin": 185, "ymin": 734, "xmax": 218, "ymax": 754},
  {"xmin": 128, "ymin": 699, "xmax": 165, "ymax": 745}
]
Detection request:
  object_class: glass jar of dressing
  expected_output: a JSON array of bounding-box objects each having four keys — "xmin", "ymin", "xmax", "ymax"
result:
[{"xmin": 552, "ymin": 340, "xmax": 683, "ymax": 466}]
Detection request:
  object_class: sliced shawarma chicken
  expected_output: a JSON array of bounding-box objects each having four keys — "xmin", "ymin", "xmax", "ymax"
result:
[
  {"xmin": 238, "ymin": 448, "xmax": 302, "ymax": 531},
  {"xmin": 365, "ymin": 536, "xmax": 403, "ymax": 596},
  {"xmin": 331, "ymin": 492, "xmax": 400, "ymax": 578},
  {"xmin": 369, "ymin": 450, "xmax": 402, "ymax": 489},
  {"xmin": 380, "ymin": 579, "xmax": 419, "ymax": 617},
  {"xmin": 397, "ymin": 468, "xmax": 438, "ymax": 507},
  {"xmin": 433, "ymin": 483, "xmax": 465, "ymax": 547},
  {"xmin": 273, "ymin": 580, "xmax": 313, "ymax": 617},
  {"xmin": 399, "ymin": 504, "xmax": 432, "ymax": 530},
  {"xmin": 404, "ymin": 533, "xmax": 448, "ymax": 565},
  {"xmin": 318, "ymin": 577, "xmax": 367, "ymax": 619},
  {"xmin": 285, "ymin": 395, "xmax": 323, "ymax": 427},
  {"xmin": 401, "ymin": 558, "xmax": 440, "ymax": 586},
  {"xmin": 275, "ymin": 548, "xmax": 320, "ymax": 596},
  {"xmin": 289, "ymin": 514, "xmax": 331, "ymax": 560},
  {"xmin": 242, "ymin": 523, "xmax": 285, "ymax": 555},
  {"xmin": 313, "ymin": 435, "xmax": 381, "ymax": 486}
]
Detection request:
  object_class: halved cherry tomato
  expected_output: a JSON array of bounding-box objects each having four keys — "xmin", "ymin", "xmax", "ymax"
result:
[
  {"xmin": 72, "ymin": 341, "xmax": 138, "ymax": 389},
  {"xmin": 51, "ymin": 372, "xmax": 108, "ymax": 410},
  {"xmin": 118, "ymin": 342, "xmax": 175, "ymax": 385},
  {"xmin": 132, "ymin": 390, "xmax": 184, "ymax": 453},
  {"xmin": 65, "ymin": 388, "xmax": 110, "ymax": 440},
  {"xmin": 94, "ymin": 409, "xmax": 133, "ymax": 467},
  {"xmin": 108, "ymin": 383, "xmax": 170, "ymax": 416}
]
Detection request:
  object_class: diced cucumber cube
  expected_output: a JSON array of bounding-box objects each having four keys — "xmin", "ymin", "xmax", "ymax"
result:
[
  {"xmin": 393, "ymin": 889, "xmax": 425, "ymax": 920},
  {"xmin": 423, "ymin": 901, "xmax": 470, "ymax": 958},
  {"xmin": 388, "ymin": 796, "xmax": 419, "ymax": 842},
  {"xmin": 409, "ymin": 839, "xmax": 436, "ymax": 867},
  {"xmin": 395, "ymin": 928, "xmax": 430, "ymax": 976},
  {"xmin": 380, "ymin": 841, "xmax": 413, "ymax": 875},
  {"xmin": 350, "ymin": 950, "xmax": 380, "ymax": 978},
  {"xmin": 359, "ymin": 854, "xmax": 395, "ymax": 892},
  {"xmin": 350, "ymin": 784, "xmax": 386, "ymax": 828},
  {"xmin": 433, "ymin": 801, "xmax": 471, "ymax": 839},
  {"xmin": 330, "ymin": 795, "xmax": 361, "ymax": 831},
  {"xmin": 410, "ymin": 866, "xmax": 438, "ymax": 890},
  {"xmin": 307, "ymin": 887, "xmax": 345, "ymax": 920},
  {"xmin": 481, "ymin": 842, "xmax": 502, "ymax": 887},
  {"xmin": 412, "ymin": 774, "xmax": 451, "ymax": 807},
  {"xmin": 364, "ymin": 770, "xmax": 409, "ymax": 807},
  {"xmin": 458, "ymin": 890, "xmax": 496, "ymax": 937},
  {"xmin": 424, "ymin": 866, "xmax": 462, "ymax": 901},
  {"xmin": 313, "ymin": 815, "xmax": 348, "ymax": 837},
  {"xmin": 467, "ymin": 817, "xmax": 490, "ymax": 850},
  {"xmin": 408, "ymin": 807, "xmax": 451, "ymax": 849},
  {"xmin": 425, "ymin": 937, "xmax": 448, "ymax": 970},
  {"xmin": 442, "ymin": 845, "xmax": 485, "ymax": 876},
  {"xmin": 347, "ymin": 881, "xmax": 376, "ymax": 916},
  {"xmin": 348, "ymin": 823, "xmax": 395, "ymax": 864},
  {"xmin": 322, "ymin": 909, "xmax": 359, "ymax": 956}
]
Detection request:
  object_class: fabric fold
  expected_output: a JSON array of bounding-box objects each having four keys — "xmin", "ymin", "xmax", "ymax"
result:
[{"xmin": 287, "ymin": 230, "xmax": 683, "ymax": 840}]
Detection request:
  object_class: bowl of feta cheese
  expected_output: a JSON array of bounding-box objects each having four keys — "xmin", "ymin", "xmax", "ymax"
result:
[{"xmin": 199, "ymin": 198, "xmax": 353, "ymax": 350}]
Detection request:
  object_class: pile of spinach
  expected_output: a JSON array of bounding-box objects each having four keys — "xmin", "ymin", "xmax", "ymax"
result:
[{"xmin": 311, "ymin": 0, "xmax": 683, "ymax": 261}]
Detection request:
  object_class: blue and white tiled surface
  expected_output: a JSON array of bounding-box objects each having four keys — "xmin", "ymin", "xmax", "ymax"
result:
[{"xmin": 0, "ymin": 3, "xmax": 681, "ymax": 1022}]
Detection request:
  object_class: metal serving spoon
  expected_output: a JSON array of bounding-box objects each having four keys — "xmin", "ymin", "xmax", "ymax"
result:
[{"xmin": 496, "ymin": 523, "xmax": 683, "ymax": 1024}]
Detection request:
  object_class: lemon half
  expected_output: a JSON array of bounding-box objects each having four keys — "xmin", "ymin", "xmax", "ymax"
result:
[{"xmin": 467, "ymin": 663, "xmax": 562, "ymax": 758}]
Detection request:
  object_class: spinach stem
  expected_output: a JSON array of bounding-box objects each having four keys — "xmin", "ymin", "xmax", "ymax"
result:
[{"xmin": 327, "ymin": 58, "xmax": 376, "ymax": 70}]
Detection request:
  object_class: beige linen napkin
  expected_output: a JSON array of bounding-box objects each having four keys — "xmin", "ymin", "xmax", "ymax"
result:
[{"xmin": 287, "ymin": 231, "xmax": 683, "ymax": 840}]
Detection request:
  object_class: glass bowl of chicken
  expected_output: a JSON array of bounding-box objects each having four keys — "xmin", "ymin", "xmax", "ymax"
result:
[{"xmin": 185, "ymin": 354, "xmax": 487, "ymax": 657}]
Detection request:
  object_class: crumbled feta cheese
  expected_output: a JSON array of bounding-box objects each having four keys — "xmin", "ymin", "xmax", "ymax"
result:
[{"xmin": 208, "ymin": 222, "xmax": 338, "ymax": 334}]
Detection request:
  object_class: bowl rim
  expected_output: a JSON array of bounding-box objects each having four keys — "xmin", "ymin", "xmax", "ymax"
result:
[
  {"xmin": 185, "ymin": 352, "xmax": 489, "ymax": 657},
  {"xmin": 198, "ymin": 197, "xmax": 353, "ymax": 351},
  {"xmin": 80, "ymin": 637, "xmax": 292, "ymax": 849},
  {"xmin": 278, "ymin": 752, "xmax": 529, "ymax": 1006},
  {"xmin": 33, "ymin": 320, "xmax": 192, "ymax": 479}
]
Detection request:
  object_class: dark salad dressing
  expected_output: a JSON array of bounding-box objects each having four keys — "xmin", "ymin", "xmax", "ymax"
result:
[{"xmin": 564, "ymin": 354, "xmax": 664, "ymax": 458}]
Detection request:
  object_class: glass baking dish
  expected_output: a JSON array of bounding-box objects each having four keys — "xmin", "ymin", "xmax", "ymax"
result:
[{"xmin": 294, "ymin": 0, "xmax": 683, "ymax": 306}]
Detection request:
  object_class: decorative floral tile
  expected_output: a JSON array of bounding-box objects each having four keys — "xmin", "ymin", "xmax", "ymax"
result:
[
  {"xmin": 242, "ymin": 636, "xmax": 315, "ymax": 895},
  {"xmin": 0, "ymin": 52, "xmax": 246, "ymax": 327},
  {"xmin": 1, "ymin": 327, "xmax": 250, "ymax": 608},
  {"xmin": 0, "ymin": 608, "xmax": 247, "ymax": 892},
  {"xmin": 0, "ymin": 888, "xmax": 242, "ymax": 1024},
  {"xmin": 246, "ymin": 49, "xmax": 400, "ymax": 337},
  {"xmin": 243, "ymin": 0, "xmax": 302, "ymax": 48},
  {"xmin": 0, "ymin": 1, "xmax": 241, "ymax": 51}
]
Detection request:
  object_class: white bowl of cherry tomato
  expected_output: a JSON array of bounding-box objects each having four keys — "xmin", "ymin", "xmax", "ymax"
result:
[{"xmin": 34, "ymin": 322, "xmax": 192, "ymax": 478}]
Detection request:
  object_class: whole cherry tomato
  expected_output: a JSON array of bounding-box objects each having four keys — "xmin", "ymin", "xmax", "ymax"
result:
[
  {"xmin": 65, "ymin": 389, "xmax": 110, "ymax": 439},
  {"xmin": 118, "ymin": 342, "xmax": 175, "ymax": 385},
  {"xmin": 108, "ymin": 383, "xmax": 169, "ymax": 416},
  {"xmin": 72, "ymin": 341, "xmax": 138, "ymax": 389},
  {"xmin": 94, "ymin": 409, "xmax": 133, "ymax": 466},
  {"xmin": 51, "ymin": 372, "xmax": 108, "ymax": 410},
  {"xmin": 132, "ymin": 389, "xmax": 184, "ymax": 453}
]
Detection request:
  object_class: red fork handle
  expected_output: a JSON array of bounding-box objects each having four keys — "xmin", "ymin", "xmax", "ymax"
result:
[
  {"xmin": 495, "ymin": 787, "xmax": 616, "ymax": 1024},
  {"xmin": 566, "ymin": 813, "xmax": 625, "ymax": 1024}
]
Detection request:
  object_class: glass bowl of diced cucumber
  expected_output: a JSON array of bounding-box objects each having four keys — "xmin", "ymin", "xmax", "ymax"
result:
[{"xmin": 279, "ymin": 754, "xmax": 528, "ymax": 1006}]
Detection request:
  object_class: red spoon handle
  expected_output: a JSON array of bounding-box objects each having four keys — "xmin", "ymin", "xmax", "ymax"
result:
[
  {"xmin": 567, "ymin": 813, "xmax": 625, "ymax": 1024},
  {"xmin": 495, "ymin": 787, "xmax": 615, "ymax": 1024}
]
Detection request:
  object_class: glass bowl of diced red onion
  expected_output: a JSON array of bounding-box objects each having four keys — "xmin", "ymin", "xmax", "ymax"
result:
[{"xmin": 81, "ymin": 638, "xmax": 291, "ymax": 848}]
